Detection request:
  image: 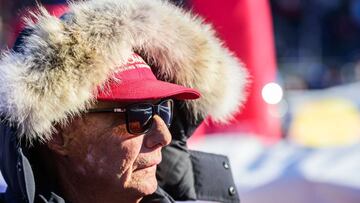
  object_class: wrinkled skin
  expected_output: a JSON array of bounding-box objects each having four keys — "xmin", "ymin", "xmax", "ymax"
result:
[{"xmin": 47, "ymin": 100, "xmax": 172, "ymax": 203}]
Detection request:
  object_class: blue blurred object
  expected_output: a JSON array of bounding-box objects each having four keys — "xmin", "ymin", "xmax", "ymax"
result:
[
  {"xmin": 38, "ymin": 0, "xmax": 66, "ymax": 4},
  {"xmin": 350, "ymin": 0, "xmax": 360, "ymax": 27},
  {"xmin": 0, "ymin": 171, "xmax": 6, "ymax": 193},
  {"xmin": 190, "ymin": 135, "xmax": 360, "ymax": 203}
]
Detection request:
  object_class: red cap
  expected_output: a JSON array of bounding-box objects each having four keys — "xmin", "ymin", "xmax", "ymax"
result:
[{"xmin": 96, "ymin": 53, "xmax": 201, "ymax": 101}]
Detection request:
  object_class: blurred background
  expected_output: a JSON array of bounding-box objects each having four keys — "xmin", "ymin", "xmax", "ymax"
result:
[{"xmin": 1, "ymin": 0, "xmax": 360, "ymax": 202}]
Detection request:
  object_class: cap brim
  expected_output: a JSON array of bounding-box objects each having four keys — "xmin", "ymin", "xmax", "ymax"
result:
[{"xmin": 97, "ymin": 80, "xmax": 201, "ymax": 101}]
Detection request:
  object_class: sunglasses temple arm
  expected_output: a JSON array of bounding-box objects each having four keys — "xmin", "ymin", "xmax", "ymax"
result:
[{"xmin": 88, "ymin": 108, "xmax": 126, "ymax": 113}]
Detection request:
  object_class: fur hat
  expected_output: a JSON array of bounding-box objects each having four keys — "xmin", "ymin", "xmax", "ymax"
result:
[{"xmin": 0, "ymin": 0, "xmax": 248, "ymax": 143}]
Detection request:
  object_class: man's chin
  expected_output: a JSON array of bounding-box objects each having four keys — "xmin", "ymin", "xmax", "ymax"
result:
[
  {"xmin": 141, "ymin": 178, "xmax": 158, "ymax": 196},
  {"xmin": 138, "ymin": 170, "xmax": 158, "ymax": 195},
  {"xmin": 130, "ymin": 166, "xmax": 159, "ymax": 196}
]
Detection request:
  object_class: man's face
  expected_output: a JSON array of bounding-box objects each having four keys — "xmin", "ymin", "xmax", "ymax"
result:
[{"xmin": 53, "ymin": 100, "xmax": 172, "ymax": 198}]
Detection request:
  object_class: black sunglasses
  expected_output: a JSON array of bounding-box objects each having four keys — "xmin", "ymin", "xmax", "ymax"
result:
[{"xmin": 88, "ymin": 99, "xmax": 174, "ymax": 135}]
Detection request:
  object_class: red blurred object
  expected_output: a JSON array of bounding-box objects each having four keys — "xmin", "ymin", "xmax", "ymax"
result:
[{"xmin": 190, "ymin": 0, "xmax": 281, "ymax": 144}]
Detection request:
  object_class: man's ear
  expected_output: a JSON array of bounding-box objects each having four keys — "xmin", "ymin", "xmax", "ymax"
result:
[{"xmin": 47, "ymin": 126, "xmax": 69, "ymax": 156}]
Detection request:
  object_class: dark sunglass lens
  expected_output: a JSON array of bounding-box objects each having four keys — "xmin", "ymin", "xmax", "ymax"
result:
[
  {"xmin": 157, "ymin": 100, "xmax": 173, "ymax": 127},
  {"xmin": 127, "ymin": 104, "xmax": 153, "ymax": 134}
]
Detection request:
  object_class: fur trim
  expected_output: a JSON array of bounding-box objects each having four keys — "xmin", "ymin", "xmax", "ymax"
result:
[{"xmin": 0, "ymin": 0, "xmax": 248, "ymax": 142}]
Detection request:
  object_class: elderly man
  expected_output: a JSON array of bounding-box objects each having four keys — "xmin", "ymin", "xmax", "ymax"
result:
[{"xmin": 0, "ymin": 0, "xmax": 248, "ymax": 202}]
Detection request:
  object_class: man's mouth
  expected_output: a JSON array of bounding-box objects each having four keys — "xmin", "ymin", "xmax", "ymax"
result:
[{"xmin": 134, "ymin": 159, "xmax": 161, "ymax": 171}]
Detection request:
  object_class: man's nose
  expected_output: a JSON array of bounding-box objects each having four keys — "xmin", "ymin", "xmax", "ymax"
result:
[{"xmin": 144, "ymin": 115, "xmax": 172, "ymax": 149}]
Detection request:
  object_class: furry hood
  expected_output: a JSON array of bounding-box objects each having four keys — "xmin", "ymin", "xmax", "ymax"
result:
[{"xmin": 0, "ymin": 0, "xmax": 248, "ymax": 142}]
